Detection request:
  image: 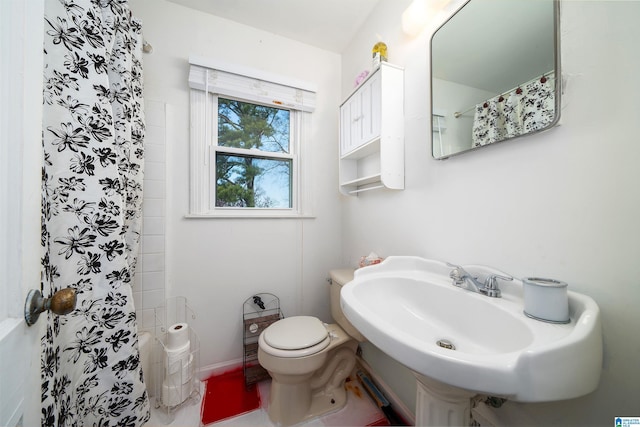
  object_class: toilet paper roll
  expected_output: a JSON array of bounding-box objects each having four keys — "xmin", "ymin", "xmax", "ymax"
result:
[
  {"xmin": 165, "ymin": 353, "xmax": 194, "ymax": 385},
  {"xmin": 165, "ymin": 341, "xmax": 191, "ymax": 375},
  {"xmin": 161, "ymin": 377, "xmax": 193, "ymax": 407},
  {"xmin": 166, "ymin": 323, "xmax": 189, "ymax": 350}
]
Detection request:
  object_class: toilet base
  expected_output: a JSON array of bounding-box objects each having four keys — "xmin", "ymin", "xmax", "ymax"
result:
[
  {"xmin": 308, "ymin": 382, "xmax": 349, "ymax": 418},
  {"xmin": 265, "ymin": 339, "xmax": 357, "ymax": 426},
  {"xmin": 267, "ymin": 371, "xmax": 349, "ymax": 427}
]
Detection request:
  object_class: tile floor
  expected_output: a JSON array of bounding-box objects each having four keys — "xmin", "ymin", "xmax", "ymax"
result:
[{"xmin": 145, "ymin": 376, "xmax": 390, "ymax": 427}]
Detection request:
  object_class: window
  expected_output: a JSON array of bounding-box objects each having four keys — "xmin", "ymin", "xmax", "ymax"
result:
[
  {"xmin": 188, "ymin": 58, "xmax": 316, "ymax": 217},
  {"xmin": 215, "ymin": 98, "xmax": 293, "ymax": 209}
]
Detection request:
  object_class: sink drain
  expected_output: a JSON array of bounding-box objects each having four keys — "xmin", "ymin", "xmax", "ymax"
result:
[{"xmin": 436, "ymin": 339, "xmax": 455, "ymax": 350}]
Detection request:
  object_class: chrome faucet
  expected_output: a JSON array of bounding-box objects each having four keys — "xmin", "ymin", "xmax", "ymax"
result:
[{"xmin": 446, "ymin": 263, "xmax": 512, "ymax": 298}]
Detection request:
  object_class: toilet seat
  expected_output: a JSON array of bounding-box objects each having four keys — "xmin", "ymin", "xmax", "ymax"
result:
[{"xmin": 260, "ymin": 316, "xmax": 330, "ymax": 358}]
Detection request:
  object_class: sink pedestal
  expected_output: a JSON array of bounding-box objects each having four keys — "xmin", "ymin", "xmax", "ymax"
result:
[{"xmin": 414, "ymin": 373, "xmax": 476, "ymax": 427}]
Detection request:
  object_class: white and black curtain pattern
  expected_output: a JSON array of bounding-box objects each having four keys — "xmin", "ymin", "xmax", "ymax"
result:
[
  {"xmin": 41, "ymin": 0, "xmax": 149, "ymax": 425},
  {"xmin": 472, "ymin": 71, "xmax": 555, "ymax": 147}
]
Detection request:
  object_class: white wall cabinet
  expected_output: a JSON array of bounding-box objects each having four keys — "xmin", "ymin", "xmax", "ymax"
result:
[{"xmin": 339, "ymin": 63, "xmax": 404, "ymax": 195}]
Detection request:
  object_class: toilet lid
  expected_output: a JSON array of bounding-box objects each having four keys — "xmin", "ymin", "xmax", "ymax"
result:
[{"xmin": 263, "ymin": 316, "xmax": 328, "ymax": 350}]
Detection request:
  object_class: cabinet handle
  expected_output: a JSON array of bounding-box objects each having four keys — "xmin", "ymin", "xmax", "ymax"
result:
[{"xmin": 352, "ymin": 115, "xmax": 363, "ymax": 122}]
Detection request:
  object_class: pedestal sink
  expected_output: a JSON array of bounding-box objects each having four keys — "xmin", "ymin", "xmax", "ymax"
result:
[{"xmin": 340, "ymin": 256, "xmax": 602, "ymax": 426}]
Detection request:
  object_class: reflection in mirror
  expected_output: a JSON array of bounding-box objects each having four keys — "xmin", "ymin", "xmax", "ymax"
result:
[{"xmin": 431, "ymin": 0, "xmax": 560, "ymax": 159}]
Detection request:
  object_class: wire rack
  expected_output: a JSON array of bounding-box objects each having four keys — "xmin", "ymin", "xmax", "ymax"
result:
[
  {"xmin": 152, "ymin": 297, "xmax": 200, "ymax": 422},
  {"xmin": 242, "ymin": 293, "xmax": 283, "ymax": 388}
]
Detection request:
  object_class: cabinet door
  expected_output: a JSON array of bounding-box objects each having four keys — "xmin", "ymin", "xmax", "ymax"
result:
[
  {"xmin": 348, "ymin": 93, "xmax": 363, "ymax": 152},
  {"xmin": 360, "ymin": 72, "xmax": 381, "ymax": 145},
  {"xmin": 340, "ymin": 93, "xmax": 362, "ymax": 156},
  {"xmin": 340, "ymin": 71, "xmax": 382, "ymax": 157}
]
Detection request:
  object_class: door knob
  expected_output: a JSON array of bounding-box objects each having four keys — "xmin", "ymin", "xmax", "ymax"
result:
[{"xmin": 24, "ymin": 288, "xmax": 77, "ymax": 326}]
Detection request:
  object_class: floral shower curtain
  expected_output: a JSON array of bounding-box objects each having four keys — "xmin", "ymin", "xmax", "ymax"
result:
[
  {"xmin": 41, "ymin": 0, "xmax": 149, "ymax": 425},
  {"xmin": 472, "ymin": 72, "xmax": 555, "ymax": 147}
]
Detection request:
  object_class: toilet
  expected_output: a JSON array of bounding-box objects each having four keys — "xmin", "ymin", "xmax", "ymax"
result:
[{"xmin": 258, "ymin": 269, "xmax": 365, "ymax": 426}]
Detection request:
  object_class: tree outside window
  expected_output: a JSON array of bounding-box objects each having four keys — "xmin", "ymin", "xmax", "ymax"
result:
[{"xmin": 215, "ymin": 98, "xmax": 293, "ymax": 208}]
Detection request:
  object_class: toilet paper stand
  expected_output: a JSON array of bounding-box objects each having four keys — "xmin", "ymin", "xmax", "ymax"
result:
[
  {"xmin": 152, "ymin": 296, "xmax": 201, "ymax": 422},
  {"xmin": 243, "ymin": 293, "xmax": 283, "ymax": 388}
]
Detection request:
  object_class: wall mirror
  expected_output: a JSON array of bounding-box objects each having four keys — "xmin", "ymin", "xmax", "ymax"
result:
[{"xmin": 431, "ymin": 0, "xmax": 560, "ymax": 159}]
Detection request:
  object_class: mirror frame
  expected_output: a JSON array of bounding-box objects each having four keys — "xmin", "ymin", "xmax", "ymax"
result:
[{"xmin": 430, "ymin": 0, "xmax": 561, "ymax": 160}]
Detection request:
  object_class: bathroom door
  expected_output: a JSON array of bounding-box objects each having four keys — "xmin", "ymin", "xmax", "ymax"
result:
[{"xmin": 0, "ymin": 1, "xmax": 45, "ymax": 426}]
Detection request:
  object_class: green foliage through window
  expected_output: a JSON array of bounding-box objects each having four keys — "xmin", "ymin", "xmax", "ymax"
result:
[{"xmin": 216, "ymin": 98, "xmax": 292, "ymax": 208}]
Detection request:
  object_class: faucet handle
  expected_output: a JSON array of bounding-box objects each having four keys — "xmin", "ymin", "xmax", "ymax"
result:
[
  {"xmin": 446, "ymin": 262, "xmax": 466, "ymax": 274},
  {"xmin": 483, "ymin": 274, "xmax": 513, "ymax": 297},
  {"xmin": 485, "ymin": 273, "xmax": 513, "ymax": 287},
  {"xmin": 446, "ymin": 262, "xmax": 466, "ymax": 284}
]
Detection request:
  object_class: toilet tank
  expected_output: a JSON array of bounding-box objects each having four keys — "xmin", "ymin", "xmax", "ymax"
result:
[{"xmin": 329, "ymin": 269, "xmax": 366, "ymax": 342}]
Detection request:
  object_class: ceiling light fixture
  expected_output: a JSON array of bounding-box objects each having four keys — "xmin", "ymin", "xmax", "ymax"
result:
[{"xmin": 402, "ymin": 0, "xmax": 451, "ymax": 37}]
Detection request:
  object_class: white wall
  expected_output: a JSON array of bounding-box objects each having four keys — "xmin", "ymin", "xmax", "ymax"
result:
[
  {"xmin": 129, "ymin": 0, "xmax": 343, "ymax": 370},
  {"xmin": 341, "ymin": 0, "xmax": 640, "ymax": 425}
]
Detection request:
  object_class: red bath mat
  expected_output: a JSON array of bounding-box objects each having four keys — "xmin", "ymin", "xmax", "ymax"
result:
[{"xmin": 201, "ymin": 367, "xmax": 261, "ymax": 425}]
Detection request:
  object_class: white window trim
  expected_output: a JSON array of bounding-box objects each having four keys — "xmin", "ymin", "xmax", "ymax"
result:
[{"xmin": 188, "ymin": 57, "xmax": 316, "ymax": 219}]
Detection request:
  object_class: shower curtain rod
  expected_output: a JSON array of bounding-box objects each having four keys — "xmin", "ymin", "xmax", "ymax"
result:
[{"xmin": 453, "ymin": 70, "xmax": 554, "ymax": 119}]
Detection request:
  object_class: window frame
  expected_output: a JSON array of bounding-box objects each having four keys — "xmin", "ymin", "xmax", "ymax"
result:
[
  {"xmin": 209, "ymin": 94, "xmax": 300, "ymax": 213},
  {"xmin": 188, "ymin": 57, "xmax": 316, "ymax": 218}
]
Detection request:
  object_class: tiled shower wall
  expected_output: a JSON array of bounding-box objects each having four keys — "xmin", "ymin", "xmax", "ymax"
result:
[{"xmin": 135, "ymin": 99, "xmax": 166, "ymax": 330}]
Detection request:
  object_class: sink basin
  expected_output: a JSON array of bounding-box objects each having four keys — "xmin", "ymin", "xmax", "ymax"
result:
[{"xmin": 340, "ymin": 256, "xmax": 602, "ymax": 402}]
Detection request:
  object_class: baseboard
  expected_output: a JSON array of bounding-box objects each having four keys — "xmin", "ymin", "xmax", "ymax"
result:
[
  {"xmin": 356, "ymin": 356, "xmax": 416, "ymax": 426},
  {"xmin": 197, "ymin": 358, "xmax": 243, "ymax": 381}
]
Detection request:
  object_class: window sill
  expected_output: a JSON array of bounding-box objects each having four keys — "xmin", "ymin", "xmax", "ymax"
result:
[{"xmin": 184, "ymin": 213, "xmax": 316, "ymax": 220}]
